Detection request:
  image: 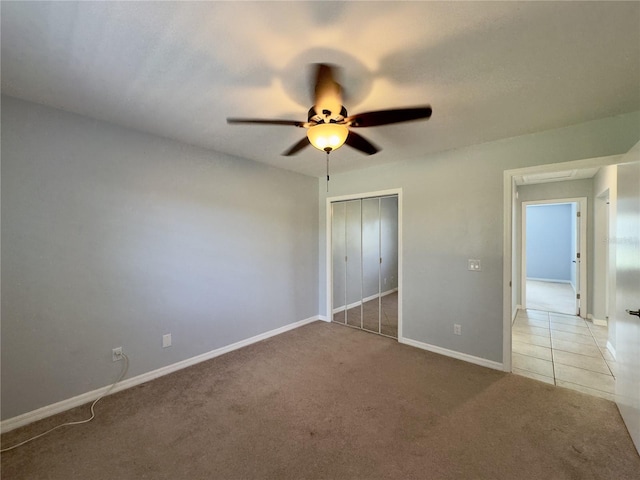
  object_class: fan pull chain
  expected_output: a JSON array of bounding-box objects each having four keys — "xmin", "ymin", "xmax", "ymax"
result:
[{"xmin": 326, "ymin": 150, "xmax": 330, "ymax": 192}]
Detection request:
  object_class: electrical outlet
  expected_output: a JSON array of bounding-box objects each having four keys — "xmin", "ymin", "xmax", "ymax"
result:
[
  {"xmin": 112, "ymin": 347, "xmax": 123, "ymax": 362},
  {"xmin": 162, "ymin": 334, "xmax": 172, "ymax": 348},
  {"xmin": 454, "ymin": 324, "xmax": 462, "ymax": 336}
]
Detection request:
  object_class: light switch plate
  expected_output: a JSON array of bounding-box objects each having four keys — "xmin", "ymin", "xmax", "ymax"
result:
[{"xmin": 468, "ymin": 259, "xmax": 481, "ymax": 271}]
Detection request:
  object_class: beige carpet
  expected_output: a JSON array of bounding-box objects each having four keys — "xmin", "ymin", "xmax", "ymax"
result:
[{"xmin": 2, "ymin": 322, "xmax": 639, "ymax": 479}]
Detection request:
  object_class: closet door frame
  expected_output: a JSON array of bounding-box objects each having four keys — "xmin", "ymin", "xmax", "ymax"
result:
[{"xmin": 326, "ymin": 188, "xmax": 403, "ymax": 341}]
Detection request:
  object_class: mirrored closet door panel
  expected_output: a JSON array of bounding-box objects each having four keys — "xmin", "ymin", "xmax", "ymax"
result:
[
  {"xmin": 331, "ymin": 194, "xmax": 398, "ymax": 339},
  {"xmin": 362, "ymin": 198, "xmax": 381, "ymax": 333},
  {"xmin": 380, "ymin": 196, "xmax": 399, "ymax": 337},
  {"xmin": 331, "ymin": 202, "xmax": 346, "ymax": 324},
  {"xmin": 345, "ymin": 200, "xmax": 363, "ymax": 328}
]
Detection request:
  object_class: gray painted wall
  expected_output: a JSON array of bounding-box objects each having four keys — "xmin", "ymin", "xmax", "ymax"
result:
[
  {"xmin": 1, "ymin": 96, "xmax": 319, "ymax": 419},
  {"xmin": 525, "ymin": 203, "xmax": 573, "ymax": 282},
  {"xmin": 318, "ymin": 111, "xmax": 640, "ymax": 363}
]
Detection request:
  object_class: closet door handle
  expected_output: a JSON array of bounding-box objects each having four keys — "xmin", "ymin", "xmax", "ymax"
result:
[{"xmin": 626, "ymin": 309, "xmax": 640, "ymax": 318}]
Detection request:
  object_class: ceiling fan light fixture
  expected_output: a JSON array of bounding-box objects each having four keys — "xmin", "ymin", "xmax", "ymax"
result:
[
  {"xmin": 306, "ymin": 123, "xmax": 349, "ymax": 152},
  {"xmin": 227, "ymin": 64, "xmax": 432, "ymax": 157}
]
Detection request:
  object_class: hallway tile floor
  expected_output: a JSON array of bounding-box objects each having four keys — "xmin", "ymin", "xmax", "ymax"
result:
[
  {"xmin": 526, "ymin": 279, "xmax": 576, "ymax": 315},
  {"xmin": 512, "ymin": 309, "xmax": 615, "ymax": 400}
]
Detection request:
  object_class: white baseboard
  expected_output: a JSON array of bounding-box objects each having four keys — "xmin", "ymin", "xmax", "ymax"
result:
[
  {"xmin": 526, "ymin": 277, "xmax": 572, "ymax": 284},
  {"xmin": 512, "ymin": 305, "xmax": 522, "ymax": 324},
  {"xmin": 588, "ymin": 314, "xmax": 608, "ymax": 327},
  {"xmin": 0, "ymin": 315, "xmax": 321, "ymax": 434},
  {"xmin": 606, "ymin": 341, "xmax": 616, "ymax": 361},
  {"xmin": 399, "ymin": 337, "xmax": 503, "ymax": 371}
]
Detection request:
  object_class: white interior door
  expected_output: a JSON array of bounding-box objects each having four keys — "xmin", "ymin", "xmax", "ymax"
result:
[{"xmin": 615, "ymin": 142, "xmax": 640, "ymax": 453}]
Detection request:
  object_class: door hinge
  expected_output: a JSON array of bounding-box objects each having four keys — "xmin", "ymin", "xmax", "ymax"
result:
[
  {"xmin": 380, "ymin": 258, "xmax": 382, "ymax": 264},
  {"xmin": 576, "ymin": 293, "xmax": 581, "ymax": 300},
  {"xmin": 345, "ymin": 256, "xmax": 347, "ymax": 263},
  {"xmin": 577, "ymin": 252, "xmax": 581, "ymax": 259},
  {"xmin": 577, "ymin": 211, "xmax": 581, "ymax": 217}
]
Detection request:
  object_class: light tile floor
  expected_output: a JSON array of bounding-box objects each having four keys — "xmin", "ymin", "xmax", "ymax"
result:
[
  {"xmin": 526, "ymin": 280, "xmax": 576, "ymax": 315},
  {"xmin": 512, "ymin": 309, "xmax": 615, "ymax": 400}
]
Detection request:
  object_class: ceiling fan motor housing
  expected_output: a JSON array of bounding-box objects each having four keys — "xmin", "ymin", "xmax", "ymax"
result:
[{"xmin": 308, "ymin": 106, "xmax": 348, "ymax": 125}]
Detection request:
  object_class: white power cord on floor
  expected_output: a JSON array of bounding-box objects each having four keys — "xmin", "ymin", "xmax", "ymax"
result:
[{"xmin": 0, "ymin": 353, "xmax": 129, "ymax": 453}]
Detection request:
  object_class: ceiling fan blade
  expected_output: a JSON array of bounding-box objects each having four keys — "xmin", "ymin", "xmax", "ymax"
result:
[
  {"xmin": 345, "ymin": 131, "xmax": 380, "ymax": 155},
  {"xmin": 282, "ymin": 137, "xmax": 311, "ymax": 156},
  {"xmin": 227, "ymin": 118, "xmax": 306, "ymax": 127},
  {"xmin": 346, "ymin": 106, "xmax": 432, "ymax": 127},
  {"xmin": 312, "ymin": 63, "xmax": 342, "ymax": 118}
]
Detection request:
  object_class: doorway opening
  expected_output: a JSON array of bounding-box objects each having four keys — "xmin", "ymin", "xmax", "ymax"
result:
[
  {"xmin": 327, "ymin": 189, "xmax": 402, "ymax": 340},
  {"xmin": 502, "ymin": 154, "xmax": 623, "ymax": 373},
  {"xmin": 521, "ymin": 199, "xmax": 586, "ymax": 316}
]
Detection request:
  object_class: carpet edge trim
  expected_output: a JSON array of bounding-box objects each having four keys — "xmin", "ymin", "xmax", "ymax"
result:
[{"xmin": 0, "ymin": 315, "xmax": 321, "ymax": 433}]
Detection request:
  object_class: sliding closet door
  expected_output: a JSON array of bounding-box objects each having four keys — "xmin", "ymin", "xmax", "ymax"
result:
[
  {"xmin": 362, "ymin": 198, "xmax": 381, "ymax": 333},
  {"xmin": 345, "ymin": 200, "xmax": 363, "ymax": 327},
  {"xmin": 380, "ymin": 196, "xmax": 399, "ymax": 337},
  {"xmin": 331, "ymin": 194, "xmax": 398, "ymax": 339},
  {"xmin": 332, "ymin": 202, "xmax": 346, "ymax": 324}
]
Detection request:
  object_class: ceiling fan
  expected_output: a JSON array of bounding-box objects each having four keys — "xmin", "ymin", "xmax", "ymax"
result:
[{"xmin": 227, "ymin": 64, "xmax": 432, "ymax": 156}]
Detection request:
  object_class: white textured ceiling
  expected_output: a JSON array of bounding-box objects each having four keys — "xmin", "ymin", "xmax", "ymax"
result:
[{"xmin": 2, "ymin": 1, "xmax": 639, "ymax": 177}]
